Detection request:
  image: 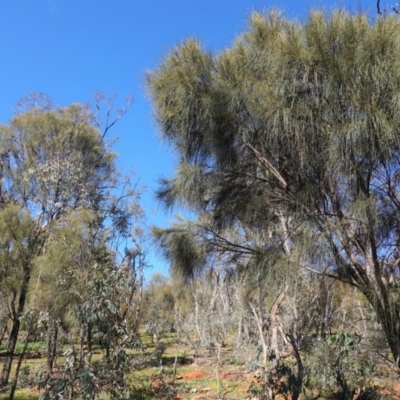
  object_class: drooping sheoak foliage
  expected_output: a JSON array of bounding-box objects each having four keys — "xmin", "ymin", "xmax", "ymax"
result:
[{"xmin": 148, "ymin": 11, "xmax": 400, "ymax": 366}]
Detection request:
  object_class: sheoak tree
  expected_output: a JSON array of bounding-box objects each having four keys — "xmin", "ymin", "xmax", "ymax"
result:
[{"xmin": 148, "ymin": 11, "xmax": 400, "ymax": 367}]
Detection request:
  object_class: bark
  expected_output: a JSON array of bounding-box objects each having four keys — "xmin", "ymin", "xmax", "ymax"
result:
[
  {"xmin": 194, "ymin": 293, "xmax": 201, "ymax": 341},
  {"xmin": 355, "ymin": 294, "xmax": 368, "ymax": 339},
  {"xmin": 9, "ymin": 324, "xmax": 32, "ymax": 400},
  {"xmin": 131, "ymin": 256, "xmax": 144, "ymax": 333},
  {"xmin": 374, "ymin": 298, "xmax": 400, "ymax": 369},
  {"xmin": 79, "ymin": 325, "xmax": 85, "ymax": 365},
  {"xmin": 46, "ymin": 321, "xmax": 58, "ymax": 379},
  {"xmin": 215, "ymin": 342, "xmax": 222, "ymax": 397},
  {"xmin": 351, "ymin": 262, "xmax": 400, "ymax": 369},
  {"xmin": 87, "ymin": 323, "xmax": 92, "ymax": 355},
  {"xmin": 289, "ymin": 334, "xmax": 304, "ymax": 400},
  {"xmin": 0, "ymin": 266, "xmax": 30, "ymax": 388},
  {"xmin": 0, "ymin": 323, "xmax": 8, "ymax": 348},
  {"xmin": 270, "ymin": 287, "xmax": 287, "ymax": 367},
  {"xmin": 235, "ymin": 283, "xmax": 244, "ymax": 343},
  {"xmin": 249, "ymin": 303, "xmax": 268, "ymax": 366},
  {"xmin": 237, "ymin": 314, "xmax": 242, "ymax": 344}
]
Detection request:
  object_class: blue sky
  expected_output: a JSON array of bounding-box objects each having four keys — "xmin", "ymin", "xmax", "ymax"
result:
[{"xmin": 0, "ymin": 0, "xmax": 371, "ymax": 280}]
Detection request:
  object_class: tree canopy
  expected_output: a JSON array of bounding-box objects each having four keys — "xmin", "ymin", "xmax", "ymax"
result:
[
  {"xmin": 147, "ymin": 11, "xmax": 400, "ymax": 367},
  {"xmin": 0, "ymin": 96, "xmax": 143, "ymax": 398}
]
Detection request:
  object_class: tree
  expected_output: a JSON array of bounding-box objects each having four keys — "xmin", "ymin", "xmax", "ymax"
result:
[
  {"xmin": 40, "ymin": 252, "xmax": 140, "ymax": 400},
  {"xmin": 0, "ymin": 205, "xmax": 38, "ymax": 388},
  {"xmin": 147, "ymin": 11, "xmax": 400, "ymax": 368},
  {"xmin": 143, "ymin": 273, "xmax": 175, "ymax": 342},
  {"xmin": 0, "ymin": 94, "xmax": 138, "ymax": 392}
]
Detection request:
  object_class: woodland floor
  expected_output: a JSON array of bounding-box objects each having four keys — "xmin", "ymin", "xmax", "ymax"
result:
[{"xmin": 1, "ymin": 333, "xmax": 400, "ymax": 400}]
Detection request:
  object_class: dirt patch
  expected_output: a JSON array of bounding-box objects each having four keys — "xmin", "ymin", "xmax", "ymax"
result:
[
  {"xmin": 220, "ymin": 371, "xmax": 246, "ymax": 381},
  {"xmin": 179, "ymin": 370, "xmax": 207, "ymax": 380}
]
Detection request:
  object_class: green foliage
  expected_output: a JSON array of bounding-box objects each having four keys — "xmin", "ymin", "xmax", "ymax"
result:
[
  {"xmin": 39, "ymin": 261, "xmax": 141, "ymax": 399},
  {"xmin": 0, "ymin": 205, "xmax": 37, "ymax": 295},
  {"xmin": 0, "ymin": 393, "xmax": 39, "ymax": 400},
  {"xmin": 148, "ymin": 8, "xmax": 400, "ymax": 369},
  {"xmin": 0, "ymin": 94, "xmax": 143, "ymax": 397},
  {"xmin": 305, "ymin": 329, "xmax": 374, "ymax": 395},
  {"xmin": 152, "ymin": 224, "xmax": 208, "ymax": 280},
  {"xmin": 0, "ymin": 103, "xmax": 116, "ymax": 223},
  {"xmin": 143, "ymin": 274, "xmax": 176, "ymax": 341},
  {"xmin": 0, "ymin": 342, "xmax": 45, "ymax": 352}
]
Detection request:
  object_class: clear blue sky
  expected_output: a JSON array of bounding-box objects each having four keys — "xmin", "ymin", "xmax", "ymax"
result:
[{"xmin": 0, "ymin": 0, "xmax": 372, "ymax": 280}]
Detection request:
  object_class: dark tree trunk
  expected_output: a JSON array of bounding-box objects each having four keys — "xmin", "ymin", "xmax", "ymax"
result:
[
  {"xmin": 376, "ymin": 300, "xmax": 400, "ymax": 369},
  {"xmin": 287, "ymin": 333, "xmax": 304, "ymax": 400},
  {"xmin": 0, "ymin": 267, "xmax": 30, "ymax": 388},
  {"xmin": 9, "ymin": 326, "xmax": 31, "ymax": 400},
  {"xmin": 359, "ymin": 282, "xmax": 400, "ymax": 369}
]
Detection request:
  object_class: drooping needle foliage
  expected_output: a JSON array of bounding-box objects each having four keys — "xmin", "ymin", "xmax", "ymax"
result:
[{"xmin": 148, "ymin": 11, "xmax": 400, "ymax": 367}]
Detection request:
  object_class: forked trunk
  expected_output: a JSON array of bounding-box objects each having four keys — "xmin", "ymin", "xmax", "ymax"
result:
[
  {"xmin": 0, "ymin": 267, "xmax": 30, "ymax": 388},
  {"xmin": 9, "ymin": 325, "xmax": 32, "ymax": 400},
  {"xmin": 359, "ymin": 282, "xmax": 400, "ymax": 369},
  {"xmin": 376, "ymin": 301, "xmax": 400, "ymax": 369}
]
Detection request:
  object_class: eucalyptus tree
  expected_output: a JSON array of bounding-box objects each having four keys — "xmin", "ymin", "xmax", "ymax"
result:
[
  {"xmin": 36, "ymin": 210, "xmax": 113, "ymax": 376},
  {"xmin": 143, "ymin": 273, "xmax": 175, "ymax": 342},
  {"xmin": 41, "ymin": 247, "xmax": 140, "ymax": 400},
  {"xmin": 0, "ymin": 95, "xmax": 138, "ymax": 389},
  {"xmin": 28, "ymin": 201, "xmax": 144, "ymax": 400},
  {"xmin": 148, "ymin": 11, "xmax": 400, "ymax": 367}
]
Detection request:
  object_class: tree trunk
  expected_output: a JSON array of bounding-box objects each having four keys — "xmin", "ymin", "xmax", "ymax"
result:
[
  {"xmin": 79, "ymin": 325, "xmax": 85, "ymax": 365},
  {"xmin": 358, "ymin": 280, "xmax": 400, "ymax": 369},
  {"xmin": 376, "ymin": 301, "xmax": 400, "ymax": 369},
  {"xmin": 288, "ymin": 333, "xmax": 303, "ymax": 400},
  {"xmin": 237, "ymin": 314, "xmax": 242, "ymax": 344},
  {"xmin": 131, "ymin": 256, "xmax": 144, "ymax": 333},
  {"xmin": 270, "ymin": 287, "xmax": 287, "ymax": 367},
  {"xmin": 0, "ymin": 323, "xmax": 8, "ymax": 348},
  {"xmin": 194, "ymin": 293, "xmax": 201, "ymax": 342},
  {"xmin": 0, "ymin": 267, "xmax": 30, "ymax": 388},
  {"xmin": 87, "ymin": 323, "xmax": 92, "ymax": 355},
  {"xmin": 9, "ymin": 324, "xmax": 32, "ymax": 400},
  {"xmin": 355, "ymin": 293, "xmax": 368, "ymax": 339},
  {"xmin": 46, "ymin": 321, "xmax": 58, "ymax": 379},
  {"xmin": 249, "ymin": 303, "xmax": 268, "ymax": 366}
]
